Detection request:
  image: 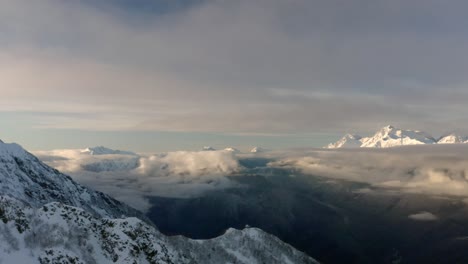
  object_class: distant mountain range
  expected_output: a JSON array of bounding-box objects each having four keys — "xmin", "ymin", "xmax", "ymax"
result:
[
  {"xmin": 200, "ymin": 146, "xmax": 264, "ymax": 153},
  {"xmin": 81, "ymin": 146, "xmax": 137, "ymax": 156},
  {"xmin": 326, "ymin": 125, "xmax": 468, "ymax": 148}
]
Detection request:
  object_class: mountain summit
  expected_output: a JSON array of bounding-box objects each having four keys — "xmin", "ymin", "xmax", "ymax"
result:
[
  {"xmin": 325, "ymin": 125, "xmax": 467, "ymax": 148},
  {"xmin": 437, "ymin": 133, "xmax": 468, "ymax": 144},
  {"xmin": 250, "ymin": 146, "xmax": 265, "ymax": 153},
  {"xmin": 360, "ymin": 125, "xmax": 436, "ymax": 148}
]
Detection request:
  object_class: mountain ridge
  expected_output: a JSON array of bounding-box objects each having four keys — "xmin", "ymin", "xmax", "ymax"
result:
[
  {"xmin": 0, "ymin": 140, "xmax": 146, "ymax": 221},
  {"xmin": 0, "ymin": 195, "xmax": 318, "ymax": 264},
  {"xmin": 81, "ymin": 146, "xmax": 137, "ymax": 156},
  {"xmin": 326, "ymin": 125, "xmax": 468, "ymax": 148}
]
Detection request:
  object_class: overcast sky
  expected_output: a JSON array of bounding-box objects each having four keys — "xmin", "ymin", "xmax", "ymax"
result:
[{"xmin": 1, "ymin": 0, "xmax": 468, "ymax": 151}]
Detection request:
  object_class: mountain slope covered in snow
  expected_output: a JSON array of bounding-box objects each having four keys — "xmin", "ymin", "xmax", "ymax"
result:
[
  {"xmin": 0, "ymin": 196, "xmax": 317, "ymax": 264},
  {"xmin": 437, "ymin": 133, "xmax": 468, "ymax": 144},
  {"xmin": 326, "ymin": 134, "xmax": 363, "ymax": 148},
  {"xmin": 360, "ymin": 125, "xmax": 436, "ymax": 148},
  {"xmin": 0, "ymin": 141, "xmax": 144, "ymax": 220},
  {"xmin": 250, "ymin": 147, "xmax": 265, "ymax": 153},
  {"xmin": 326, "ymin": 125, "xmax": 467, "ymax": 148}
]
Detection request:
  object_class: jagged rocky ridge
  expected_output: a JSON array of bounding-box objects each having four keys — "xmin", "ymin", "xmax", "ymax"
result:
[
  {"xmin": 326, "ymin": 125, "xmax": 468, "ymax": 148},
  {"xmin": 0, "ymin": 196, "xmax": 317, "ymax": 264},
  {"xmin": 0, "ymin": 140, "xmax": 317, "ymax": 263}
]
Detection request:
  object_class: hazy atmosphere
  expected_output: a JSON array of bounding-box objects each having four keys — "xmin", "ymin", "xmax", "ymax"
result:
[
  {"xmin": 3, "ymin": 1, "xmax": 468, "ymax": 264},
  {"xmin": 2, "ymin": 0, "xmax": 468, "ymax": 151}
]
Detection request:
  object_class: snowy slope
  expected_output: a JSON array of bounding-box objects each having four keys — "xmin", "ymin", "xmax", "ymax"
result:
[
  {"xmin": 325, "ymin": 125, "xmax": 443, "ymax": 148},
  {"xmin": 360, "ymin": 125, "xmax": 436, "ymax": 148},
  {"xmin": 437, "ymin": 133, "xmax": 468, "ymax": 144},
  {"xmin": 81, "ymin": 146, "xmax": 137, "ymax": 156},
  {"xmin": 326, "ymin": 134, "xmax": 363, "ymax": 148},
  {"xmin": 201, "ymin": 146, "xmax": 216, "ymax": 151},
  {"xmin": 224, "ymin": 147, "xmax": 240, "ymax": 153},
  {"xmin": 0, "ymin": 141, "xmax": 145, "ymax": 220},
  {"xmin": 250, "ymin": 147, "xmax": 265, "ymax": 153},
  {"xmin": 0, "ymin": 196, "xmax": 318, "ymax": 264}
]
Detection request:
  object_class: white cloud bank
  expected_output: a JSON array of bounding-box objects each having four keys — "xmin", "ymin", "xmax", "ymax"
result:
[
  {"xmin": 35, "ymin": 144, "xmax": 468, "ymax": 212},
  {"xmin": 268, "ymin": 145, "xmax": 468, "ymax": 197},
  {"xmin": 34, "ymin": 149, "xmax": 241, "ymax": 212}
]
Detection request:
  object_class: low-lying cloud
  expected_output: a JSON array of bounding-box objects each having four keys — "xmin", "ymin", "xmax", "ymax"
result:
[
  {"xmin": 408, "ymin": 211, "xmax": 439, "ymax": 221},
  {"xmin": 34, "ymin": 149, "xmax": 241, "ymax": 212},
  {"xmin": 268, "ymin": 145, "xmax": 468, "ymax": 197},
  {"xmin": 138, "ymin": 151, "xmax": 240, "ymax": 179},
  {"xmin": 35, "ymin": 144, "xmax": 468, "ymax": 212}
]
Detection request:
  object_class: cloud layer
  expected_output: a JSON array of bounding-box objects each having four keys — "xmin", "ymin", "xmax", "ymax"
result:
[
  {"xmin": 268, "ymin": 145, "xmax": 468, "ymax": 197},
  {"xmin": 2, "ymin": 0, "xmax": 468, "ymax": 136},
  {"xmin": 34, "ymin": 148, "xmax": 241, "ymax": 211},
  {"xmin": 35, "ymin": 144, "xmax": 468, "ymax": 212}
]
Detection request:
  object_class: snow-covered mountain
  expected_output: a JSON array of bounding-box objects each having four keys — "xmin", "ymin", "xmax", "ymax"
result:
[
  {"xmin": 326, "ymin": 134, "xmax": 363, "ymax": 148},
  {"xmin": 250, "ymin": 146, "xmax": 265, "ymax": 153},
  {"xmin": 0, "ymin": 197, "xmax": 317, "ymax": 264},
  {"xmin": 325, "ymin": 125, "xmax": 468, "ymax": 148},
  {"xmin": 0, "ymin": 140, "xmax": 317, "ymax": 263},
  {"xmin": 201, "ymin": 146, "xmax": 216, "ymax": 151},
  {"xmin": 360, "ymin": 125, "xmax": 436, "ymax": 148},
  {"xmin": 81, "ymin": 146, "xmax": 137, "ymax": 156},
  {"xmin": 224, "ymin": 147, "xmax": 240, "ymax": 153},
  {"xmin": 0, "ymin": 141, "xmax": 144, "ymax": 220},
  {"xmin": 437, "ymin": 133, "xmax": 468, "ymax": 144}
]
